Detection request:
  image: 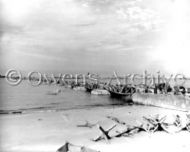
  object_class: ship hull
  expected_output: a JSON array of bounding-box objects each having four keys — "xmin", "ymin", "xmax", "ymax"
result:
[{"xmin": 132, "ymin": 93, "xmax": 190, "ymax": 111}]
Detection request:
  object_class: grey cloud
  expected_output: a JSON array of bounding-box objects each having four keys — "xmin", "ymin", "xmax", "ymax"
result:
[{"xmin": 1, "ymin": 0, "xmax": 178, "ymax": 74}]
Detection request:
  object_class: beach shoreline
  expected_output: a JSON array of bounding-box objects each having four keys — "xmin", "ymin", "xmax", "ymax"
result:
[{"xmin": 0, "ymin": 105, "xmax": 190, "ymax": 152}]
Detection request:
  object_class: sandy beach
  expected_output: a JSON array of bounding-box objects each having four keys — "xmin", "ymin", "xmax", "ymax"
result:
[
  {"xmin": 1, "ymin": 105, "xmax": 190, "ymax": 152},
  {"xmin": 1, "ymin": 0, "xmax": 190, "ymax": 151}
]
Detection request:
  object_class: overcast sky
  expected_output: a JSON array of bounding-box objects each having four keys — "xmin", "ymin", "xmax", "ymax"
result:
[{"xmin": 1, "ymin": 0, "xmax": 190, "ymax": 76}]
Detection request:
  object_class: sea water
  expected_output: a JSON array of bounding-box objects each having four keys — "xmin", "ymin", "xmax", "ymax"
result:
[{"xmin": 0, "ymin": 79, "xmax": 127, "ymax": 113}]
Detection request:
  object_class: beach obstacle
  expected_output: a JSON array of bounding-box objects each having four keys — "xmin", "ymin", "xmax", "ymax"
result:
[
  {"xmin": 178, "ymin": 114, "xmax": 190, "ymax": 132},
  {"xmin": 90, "ymin": 114, "xmax": 190, "ymax": 142},
  {"xmin": 114, "ymin": 125, "xmax": 146, "ymax": 137},
  {"xmin": 142, "ymin": 115, "xmax": 168, "ymax": 132},
  {"xmin": 92, "ymin": 124, "xmax": 117, "ymax": 142}
]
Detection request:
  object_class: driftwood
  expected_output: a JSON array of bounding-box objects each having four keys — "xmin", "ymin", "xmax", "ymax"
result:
[
  {"xmin": 92, "ymin": 124, "xmax": 117, "ymax": 142},
  {"xmin": 77, "ymin": 121, "xmax": 97, "ymax": 128}
]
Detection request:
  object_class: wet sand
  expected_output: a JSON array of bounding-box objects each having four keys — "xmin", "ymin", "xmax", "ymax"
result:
[{"xmin": 0, "ymin": 105, "xmax": 190, "ymax": 152}]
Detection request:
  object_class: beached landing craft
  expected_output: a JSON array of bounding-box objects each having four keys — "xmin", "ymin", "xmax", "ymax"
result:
[
  {"xmin": 132, "ymin": 93, "xmax": 190, "ymax": 111},
  {"xmin": 132, "ymin": 84, "xmax": 190, "ymax": 111},
  {"xmin": 107, "ymin": 85, "xmax": 136, "ymax": 100}
]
